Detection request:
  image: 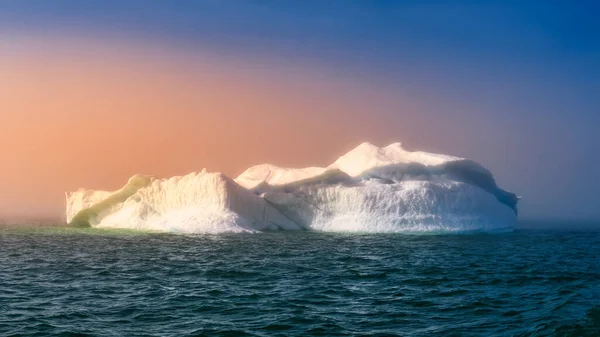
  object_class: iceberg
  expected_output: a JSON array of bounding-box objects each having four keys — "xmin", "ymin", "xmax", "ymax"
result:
[{"xmin": 65, "ymin": 142, "xmax": 518, "ymax": 233}]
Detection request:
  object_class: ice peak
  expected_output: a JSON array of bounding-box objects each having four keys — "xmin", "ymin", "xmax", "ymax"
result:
[
  {"xmin": 384, "ymin": 142, "xmax": 403, "ymax": 150},
  {"xmin": 329, "ymin": 141, "xmax": 462, "ymax": 177},
  {"xmin": 127, "ymin": 174, "xmax": 155, "ymax": 187}
]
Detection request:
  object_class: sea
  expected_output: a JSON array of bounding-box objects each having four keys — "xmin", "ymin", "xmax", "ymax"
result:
[{"xmin": 0, "ymin": 221, "xmax": 599, "ymax": 336}]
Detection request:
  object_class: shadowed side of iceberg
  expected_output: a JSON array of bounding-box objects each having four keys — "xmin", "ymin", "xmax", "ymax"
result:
[
  {"xmin": 363, "ymin": 160, "xmax": 519, "ymax": 215},
  {"xmin": 242, "ymin": 150, "xmax": 518, "ymax": 233},
  {"xmin": 259, "ymin": 175, "xmax": 517, "ymax": 233}
]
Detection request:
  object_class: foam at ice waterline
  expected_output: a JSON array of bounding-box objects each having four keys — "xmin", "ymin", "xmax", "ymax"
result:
[{"xmin": 66, "ymin": 142, "xmax": 519, "ymax": 233}]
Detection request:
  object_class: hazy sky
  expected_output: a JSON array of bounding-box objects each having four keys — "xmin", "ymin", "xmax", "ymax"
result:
[{"xmin": 0, "ymin": 1, "xmax": 599, "ymax": 220}]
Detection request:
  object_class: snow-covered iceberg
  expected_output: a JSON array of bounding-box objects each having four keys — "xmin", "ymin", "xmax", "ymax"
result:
[{"xmin": 65, "ymin": 142, "xmax": 518, "ymax": 233}]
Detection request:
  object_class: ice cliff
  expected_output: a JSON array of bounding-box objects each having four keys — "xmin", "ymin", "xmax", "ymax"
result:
[{"xmin": 65, "ymin": 142, "xmax": 519, "ymax": 233}]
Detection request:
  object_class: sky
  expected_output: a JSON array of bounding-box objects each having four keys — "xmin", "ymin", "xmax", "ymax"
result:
[{"xmin": 0, "ymin": 1, "xmax": 599, "ymax": 221}]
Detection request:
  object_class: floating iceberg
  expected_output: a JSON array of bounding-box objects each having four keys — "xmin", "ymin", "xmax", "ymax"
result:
[{"xmin": 65, "ymin": 142, "xmax": 518, "ymax": 233}]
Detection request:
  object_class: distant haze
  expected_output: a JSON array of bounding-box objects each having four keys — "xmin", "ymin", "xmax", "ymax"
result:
[{"xmin": 0, "ymin": 2, "xmax": 599, "ymax": 221}]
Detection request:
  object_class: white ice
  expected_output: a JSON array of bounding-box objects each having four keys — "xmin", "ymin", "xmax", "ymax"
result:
[{"xmin": 65, "ymin": 142, "xmax": 518, "ymax": 233}]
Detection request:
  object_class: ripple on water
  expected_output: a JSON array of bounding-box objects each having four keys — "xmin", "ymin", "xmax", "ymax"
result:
[{"xmin": 0, "ymin": 226, "xmax": 599, "ymax": 336}]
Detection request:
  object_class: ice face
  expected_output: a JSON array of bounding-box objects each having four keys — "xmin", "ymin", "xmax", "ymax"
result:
[
  {"xmin": 65, "ymin": 142, "xmax": 518, "ymax": 233},
  {"xmin": 66, "ymin": 172, "xmax": 301, "ymax": 233}
]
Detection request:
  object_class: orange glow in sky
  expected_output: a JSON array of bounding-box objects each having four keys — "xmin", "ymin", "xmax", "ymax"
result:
[{"xmin": 0, "ymin": 35, "xmax": 426, "ymax": 218}]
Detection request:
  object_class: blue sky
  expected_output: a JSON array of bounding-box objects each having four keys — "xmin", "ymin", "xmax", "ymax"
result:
[{"xmin": 1, "ymin": 1, "xmax": 599, "ymax": 220}]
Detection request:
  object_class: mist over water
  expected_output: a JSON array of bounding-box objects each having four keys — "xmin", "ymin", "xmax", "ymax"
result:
[
  {"xmin": 1, "ymin": 223, "xmax": 599, "ymax": 336},
  {"xmin": 1, "ymin": 2, "xmax": 599, "ymax": 336}
]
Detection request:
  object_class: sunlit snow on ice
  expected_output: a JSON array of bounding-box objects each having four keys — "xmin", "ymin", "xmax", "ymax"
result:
[{"xmin": 65, "ymin": 142, "xmax": 518, "ymax": 233}]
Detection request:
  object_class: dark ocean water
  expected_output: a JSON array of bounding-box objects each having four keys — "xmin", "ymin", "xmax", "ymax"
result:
[{"xmin": 0, "ymin": 224, "xmax": 599, "ymax": 336}]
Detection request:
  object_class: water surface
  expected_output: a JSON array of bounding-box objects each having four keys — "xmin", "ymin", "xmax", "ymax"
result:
[{"xmin": 1, "ymin": 224, "xmax": 599, "ymax": 336}]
